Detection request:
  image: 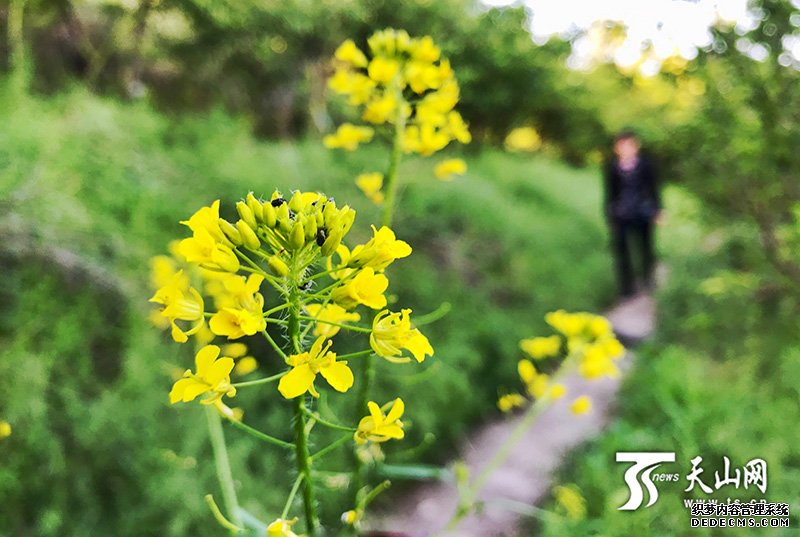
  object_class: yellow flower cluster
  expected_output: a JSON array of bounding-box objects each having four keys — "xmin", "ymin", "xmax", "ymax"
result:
[
  {"xmin": 150, "ymin": 191, "xmax": 431, "ymax": 413},
  {"xmin": 150, "ymin": 190, "xmax": 434, "ymax": 534},
  {"xmin": 498, "ymin": 310, "xmax": 624, "ymax": 415},
  {"xmin": 326, "ymin": 29, "xmax": 471, "ymax": 204}
]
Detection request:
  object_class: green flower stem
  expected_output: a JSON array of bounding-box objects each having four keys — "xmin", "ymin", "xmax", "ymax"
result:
[
  {"xmin": 412, "ymin": 301, "xmax": 452, "ymax": 326},
  {"xmin": 204, "ymin": 494, "xmax": 244, "ymax": 534},
  {"xmin": 351, "ymin": 353, "xmax": 375, "ymax": 503},
  {"xmin": 231, "ymin": 371, "xmax": 287, "ymax": 388},
  {"xmin": 265, "ymin": 303, "xmax": 291, "ymax": 316},
  {"xmin": 296, "ymin": 316, "xmax": 372, "ymax": 333},
  {"xmin": 226, "ymin": 417, "xmax": 294, "ymax": 450},
  {"xmin": 261, "ymin": 329, "xmax": 288, "ymax": 361},
  {"xmin": 205, "ymin": 407, "xmax": 243, "ymax": 531},
  {"xmin": 301, "ymin": 406, "xmax": 357, "ymax": 432},
  {"xmin": 361, "ymin": 480, "xmax": 392, "ymax": 508},
  {"xmin": 336, "ymin": 349, "xmax": 375, "ymax": 360},
  {"xmin": 287, "ymin": 263, "xmax": 320, "ymax": 536},
  {"xmin": 309, "ymin": 433, "xmax": 352, "ymax": 463},
  {"xmin": 293, "ymin": 396, "xmax": 319, "ymax": 536},
  {"xmin": 381, "ymin": 86, "xmax": 407, "ymax": 228},
  {"xmin": 281, "ymin": 474, "xmax": 305, "ymax": 520}
]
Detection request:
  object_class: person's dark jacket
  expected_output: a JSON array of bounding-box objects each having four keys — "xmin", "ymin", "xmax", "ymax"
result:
[{"xmin": 603, "ymin": 155, "xmax": 661, "ymax": 222}]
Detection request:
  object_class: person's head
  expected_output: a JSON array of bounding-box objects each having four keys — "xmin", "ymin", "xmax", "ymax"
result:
[{"xmin": 613, "ymin": 129, "xmax": 640, "ymax": 161}]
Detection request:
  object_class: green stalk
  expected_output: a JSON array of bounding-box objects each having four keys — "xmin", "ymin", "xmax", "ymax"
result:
[
  {"xmin": 286, "ymin": 263, "xmax": 319, "ymax": 536},
  {"xmin": 293, "ymin": 396, "xmax": 318, "ymax": 535},
  {"xmin": 381, "ymin": 86, "xmax": 408, "ymax": 228},
  {"xmin": 205, "ymin": 407, "xmax": 242, "ymax": 532}
]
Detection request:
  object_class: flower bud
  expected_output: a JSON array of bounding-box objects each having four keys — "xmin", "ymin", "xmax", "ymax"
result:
[
  {"xmin": 237, "ymin": 219, "xmax": 261, "ymax": 250},
  {"xmin": 288, "ymin": 191, "xmax": 304, "ymax": 213},
  {"xmin": 246, "ymin": 192, "xmax": 264, "ymax": 222},
  {"xmin": 288, "ymin": 221, "xmax": 306, "ymax": 250},
  {"xmin": 262, "ymin": 202, "xmax": 277, "ymax": 227},
  {"xmin": 304, "ymin": 214, "xmax": 318, "ymax": 241},
  {"xmin": 320, "ymin": 226, "xmax": 343, "ymax": 257},
  {"xmin": 340, "ymin": 206, "xmax": 356, "ymax": 236},
  {"xmin": 216, "ymin": 247, "xmax": 241, "ymax": 273},
  {"xmin": 267, "ymin": 255, "xmax": 289, "ymax": 277},
  {"xmin": 236, "ymin": 201, "xmax": 257, "ymax": 229},
  {"xmin": 219, "ymin": 218, "xmax": 242, "ymax": 245}
]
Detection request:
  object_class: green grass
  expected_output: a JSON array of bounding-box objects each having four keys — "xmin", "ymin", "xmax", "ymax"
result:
[
  {"xmin": 0, "ymin": 84, "xmax": 615, "ymax": 536},
  {"xmin": 536, "ymin": 188, "xmax": 800, "ymax": 536}
]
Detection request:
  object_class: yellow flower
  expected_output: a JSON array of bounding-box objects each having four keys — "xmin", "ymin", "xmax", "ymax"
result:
[
  {"xmin": 578, "ymin": 343, "xmax": 619, "ymax": 379},
  {"xmin": 323, "ymin": 123, "xmax": 375, "ymax": 151},
  {"xmin": 180, "ymin": 199, "xmax": 227, "ymax": 243},
  {"xmin": 266, "ymin": 518, "xmax": 300, "ymax": 537},
  {"xmin": 328, "ymin": 70, "xmax": 376, "ymax": 105},
  {"xmin": 370, "ymin": 309, "xmax": 433, "ymax": 363},
  {"xmin": 545, "ymin": 310, "xmax": 588, "ymax": 338},
  {"xmin": 169, "ymin": 345, "xmax": 237, "ymax": 405},
  {"xmin": 334, "ymin": 39, "xmax": 368, "ymax": 68},
  {"xmin": 410, "ymin": 35, "xmax": 441, "ymax": 63},
  {"xmin": 405, "ymin": 123, "xmax": 450, "ymax": 156},
  {"xmin": 210, "ymin": 308, "xmax": 266, "ymax": 339},
  {"xmin": 354, "ymin": 398, "xmax": 405, "ymax": 444},
  {"xmin": 363, "ymin": 93, "xmax": 398, "ymax": 124},
  {"xmin": 517, "ymin": 359, "xmax": 550, "ymax": 398},
  {"xmin": 149, "ymin": 271, "xmax": 206, "ymax": 343},
  {"xmin": 355, "ymin": 172, "xmax": 384, "ymax": 205},
  {"xmin": 305, "ymin": 303, "xmax": 361, "ymax": 338},
  {"xmin": 278, "ymin": 336, "xmax": 354, "ymax": 399},
  {"xmin": 519, "ymin": 335, "xmax": 562, "ymax": 360},
  {"xmin": 209, "ymin": 274, "xmax": 267, "ymax": 339},
  {"xmin": 554, "ymin": 484, "xmax": 587, "ymax": 520},
  {"xmin": 570, "ymin": 395, "xmax": 592, "ymax": 415},
  {"xmin": 177, "ymin": 227, "xmax": 240, "ymax": 273},
  {"xmin": 332, "ymin": 267, "xmax": 388, "ymax": 310},
  {"xmin": 433, "ymin": 158, "xmax": 467, "ymax": 181},
  {"xmin": 348, "ymin": 225, "xmax": 412, "ymax": 271},
  {"xmin": 497, "ymin": 393, "xmax": 526, "ymax": 412},
  {"xmin": 0, "ymin": 420, "xmax": 11, "ymax": 439},
  {"xmin": 367, "ymin": 57, "xmax": 400, "ymax": 83},
  {"xmin": 446, "ymin": 111, "xmax": 472, "ymax": 144},
  {"xmin": 405, "ymin": 61, "xmax": 442, "ymax": 93}
]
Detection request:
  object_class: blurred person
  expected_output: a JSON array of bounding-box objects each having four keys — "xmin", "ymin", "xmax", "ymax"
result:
[{"xmin": 603, "ymin": 129, "xmax": 661, "ymax": 298}]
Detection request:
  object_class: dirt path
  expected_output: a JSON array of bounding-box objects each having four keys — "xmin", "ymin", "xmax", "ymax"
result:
[{"xmin": 367, "ymin": 293, "xmax": 655, "ymax": 537}]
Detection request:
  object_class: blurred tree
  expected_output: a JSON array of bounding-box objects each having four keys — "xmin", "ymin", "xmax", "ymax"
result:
[{"xmin": 673, "ymin": 0, "xmax": 800, "ymax": 288}]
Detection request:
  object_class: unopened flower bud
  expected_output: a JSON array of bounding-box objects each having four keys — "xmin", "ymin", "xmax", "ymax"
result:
[
  {"xmin": 288, "ymin": 191, "xmax": 304, "ymax": 213},
  {"xmin": 268, "ymin": 255, "xmax": 289, "ymax": 277},
  {"xmin": 320, "ymin": 226, "xmax": 343, "ymax": 257},
  {"xmin": 236, "ymin": 201, "xmax": 257, "ymax": 229},
  {"xmin": 218, "ymin": 218, "xmax": 242, "ymax": 245},
  {"xmin": 246, "ymin": 192, "xmax": 263, "ymax": 222},
  {"xmin": 237, "ymin": 219, "xmax": 260, "ymax": 250},
  {"xmin": 262, "ymin": 202, "xmax": 277, "ymax": 227},
  {"xmin": 304, "ymin": 215, "xmax": 318, "ymax": 241},
  {"xmin": 288, "ymin": 221, "xmax": 306, "ymax": 250}
]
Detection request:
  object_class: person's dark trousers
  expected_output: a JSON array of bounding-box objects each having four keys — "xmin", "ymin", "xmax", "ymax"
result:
[{"xmin": 610, "ymin": 217, "xmax": 654, "ymax": 297}]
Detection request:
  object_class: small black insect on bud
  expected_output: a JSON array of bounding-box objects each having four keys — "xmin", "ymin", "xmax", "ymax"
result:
[
  {"xmin": 316, "ymin": 228, "xmax": 328, "ymax": 246},
  {"xmin": 300, "ymin": 281, "xmax": 314, "ymax": 292},
  {"xmin": 271, "ymin": 198, "xmax": 286, "ymax": 207}
]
